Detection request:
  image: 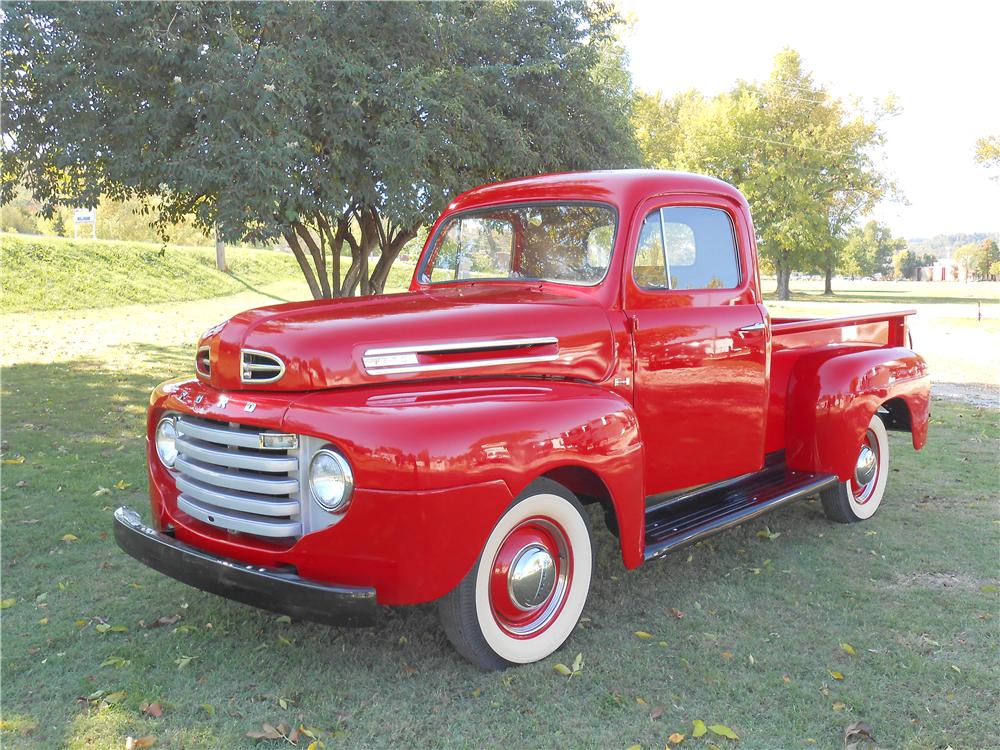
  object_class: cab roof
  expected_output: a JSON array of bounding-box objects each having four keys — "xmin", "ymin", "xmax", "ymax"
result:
[{"xmin": 447, "ymin": 169, "xmax": 745, "ymax": 214}]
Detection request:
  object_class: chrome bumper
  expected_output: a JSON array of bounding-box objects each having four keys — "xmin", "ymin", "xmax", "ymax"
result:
[{"xmin": 112, "ymin": 506, "xmax": 376, "ymax": 627}]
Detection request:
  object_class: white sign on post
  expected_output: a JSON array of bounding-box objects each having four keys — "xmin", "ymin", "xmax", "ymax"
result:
[{"xmin": 73, "ymin": 208, "xmax": 97, "ymax": 239}]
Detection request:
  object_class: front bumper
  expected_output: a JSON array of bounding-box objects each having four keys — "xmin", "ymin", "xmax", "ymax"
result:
[{"xmin": 113, "ymin": 506, "xmax": 376, "ymax": 627}]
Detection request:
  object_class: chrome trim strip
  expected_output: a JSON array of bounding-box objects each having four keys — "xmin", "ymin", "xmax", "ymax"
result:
[
  {"xmin": 178, "ymin": 494, "xmax": 301, "ymax": 538},
  {"xmin": 240, "ymin": 349, "xmax": 286, "ymax": 384},
  {"xmin": 175, "ymin": 456, "xmax": 299, "ymax": 495},
  {"xmin": 176, "ymin": 437, "xmax": 298, "ymax": 472},
  {"xmin": 176, "ymin": 416, "xmax": 261, "ymax": 449},
  {"xmin": 363, "ymin": 337, "xmax": 559, "ymax": 375},
  {"xmin": 364, "ymin": 337, "xmax": 558, "ymax": 357},
  {"xmin": 175, "ymin": 475, "xmax": 299, "ymax": 517},
  {"xmin": 365, "ymin": 353, "xmax": 560, "ymax": 376}
]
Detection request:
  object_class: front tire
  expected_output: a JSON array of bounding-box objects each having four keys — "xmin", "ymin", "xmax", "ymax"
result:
[
  {"xmin": 438, "ymin": 478, "xmax": 593, "ymax": 670},
  {"xmin": 820, "ymin": 414, "xmax": 889, "ymax": 523}
]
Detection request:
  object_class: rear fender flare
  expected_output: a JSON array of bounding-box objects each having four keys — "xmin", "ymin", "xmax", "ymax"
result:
[{"xmin": 785, "ymin": 347, "xmax": 929, "ymax": 481}]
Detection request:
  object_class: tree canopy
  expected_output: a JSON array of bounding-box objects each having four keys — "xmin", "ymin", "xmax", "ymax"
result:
[
  {"xmin": 634, "ymin": 49, "xmax": 895, "ymax": 298},
  {"xmin": 842, "ymin": 220, "xmax": 905, "ymax": 279},
  {"xmin": 2, "ymin": 1, "xmax": 639, "ymax": 297}
]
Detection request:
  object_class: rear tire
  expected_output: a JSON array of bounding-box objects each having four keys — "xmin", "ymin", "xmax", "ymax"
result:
[
  {"xmin": 820, "ymin": 414, "xmax": 889, "ymax": 523},
  {"xmin": 438, "ymin": 478, "xmax": 593, "ymax": 670}
]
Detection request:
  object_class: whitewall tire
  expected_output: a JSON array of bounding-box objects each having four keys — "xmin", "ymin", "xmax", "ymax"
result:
[
  {"xmin": 438, "ymin": 478, "xmax": 593, "ymax": 670},
  {"xmin": 820, "ymin": 414, "xmax": 890, "ymax": 523}
]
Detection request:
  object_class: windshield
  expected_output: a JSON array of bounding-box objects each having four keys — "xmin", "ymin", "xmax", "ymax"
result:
[{"xmin": 419, "ymin": 202, "xmax": 617, "ymax": 286}]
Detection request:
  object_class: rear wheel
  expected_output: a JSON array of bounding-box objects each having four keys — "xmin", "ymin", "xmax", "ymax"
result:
[
  {"xmin": 820, "ymin": 414, "xmax": 889, "ymax": 523},
  {"xmin": 438, "ymin": 478, "xmax": 593, "ymax": 670}
]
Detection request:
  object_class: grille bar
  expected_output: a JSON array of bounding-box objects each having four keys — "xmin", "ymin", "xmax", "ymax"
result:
[
  {"xmin": 175, "ymin": 436, "xmax": 297, "ymax": 472},
  {"xmin": 173, "ymin": 414, "xmax": 301, "ymax": 539},
  {"xmin": 178, "ymin": 494, "xmax": 302, "ymax": 537}
]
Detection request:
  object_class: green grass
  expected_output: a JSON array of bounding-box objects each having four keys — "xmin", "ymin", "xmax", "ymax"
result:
[
  {"xmin": 762, "ymin": 277, "xmax": 1000, "ymax": 307},
  {"xmin": 0, "ymin": 233, "xmax": 416, "ymax": 314},
  {"xmin": 0, "ymin": 233, "xmax": 312, "ymax": 313},
  {"xmin": 2, "ymin": 282, "xmax": 998, "ymax": 749}
]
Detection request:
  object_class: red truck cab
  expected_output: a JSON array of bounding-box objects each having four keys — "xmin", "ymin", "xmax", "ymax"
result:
[{"xmin": 115, "ymin": 170, "xmax": 930, "ymax": 669}]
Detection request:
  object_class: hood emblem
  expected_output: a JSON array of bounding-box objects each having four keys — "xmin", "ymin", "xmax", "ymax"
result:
[
  {"xmin": 240, "ymin": 349, "xmax": 286, "ymax": 384},
  {"xmin": 244, "ymin": 402, "xmax": 257, "ymax": 413}
]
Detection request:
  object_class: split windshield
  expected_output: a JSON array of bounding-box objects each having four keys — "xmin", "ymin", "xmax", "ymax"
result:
[{"xmin": 418, "ymin": 202, "xmax": 617, "ymax": 287}]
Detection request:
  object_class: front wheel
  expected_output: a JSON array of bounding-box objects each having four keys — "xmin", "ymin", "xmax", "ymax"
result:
[
  {"xmin": 820, "ymin": 414, "xmax": 890, "ymax": 523},
  {"xmin": 438, "ymin": 478, "xmax": 593, "ymax": 670}
]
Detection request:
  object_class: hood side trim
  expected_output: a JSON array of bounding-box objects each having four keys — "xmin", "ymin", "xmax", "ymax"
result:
[{"xmin": 364, "ymin": 337, "xmax": 559, "ymax": 376}]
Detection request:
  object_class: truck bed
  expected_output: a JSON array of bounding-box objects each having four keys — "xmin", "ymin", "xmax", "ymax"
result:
[{"xmin": 765, "ymin": 309, "xmax": 917, "ymax": 454}]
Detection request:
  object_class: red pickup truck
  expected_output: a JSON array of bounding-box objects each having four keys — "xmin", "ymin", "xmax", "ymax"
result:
[{"xmin": 115, "ymin": 170, "xmax": 930, "ymax": 669}]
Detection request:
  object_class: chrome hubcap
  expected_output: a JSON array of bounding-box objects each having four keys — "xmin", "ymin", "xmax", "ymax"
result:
[
  {"xmin": 855, "ymin": 444, "xmax": 877, "ymax": 486},
  {"xmin": 508, "ymin": 544, "xmax": 556, "ymax": 610}
]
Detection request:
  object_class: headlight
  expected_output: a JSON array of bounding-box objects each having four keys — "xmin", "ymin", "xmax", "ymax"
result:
[
  {"xmin": 155, "ymin": 416, "xmax": 178, "ymax": 468},
  {"xmin": 309, "ymin": 448, "xmax": 354, "ymax": 512}
]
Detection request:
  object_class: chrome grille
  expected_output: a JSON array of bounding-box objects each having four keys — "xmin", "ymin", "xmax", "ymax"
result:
[
  {"xmin": 174, "ymin": 414, "xmax": 301, "ymax": 538},
  {"xmin": 195, "ymin": 346, "xmax": 211, "ymax": 378}
]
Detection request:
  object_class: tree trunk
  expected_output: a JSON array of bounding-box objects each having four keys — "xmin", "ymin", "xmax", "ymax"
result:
[
  {"xmin": 775, "ymin": 264, "xmax": 791, "ymax": 301},
  {"xmin": 214, "ymin": 224, "xmax": 228, "ymax": 272},
  {"xmin": 823, "ymin": 266, "xmax": 833, "ymax": 295}
]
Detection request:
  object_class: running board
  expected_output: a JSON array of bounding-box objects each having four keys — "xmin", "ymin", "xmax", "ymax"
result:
[{"xmin": 643, "ymin": 463, "xmax": 838, "ymax": 561}]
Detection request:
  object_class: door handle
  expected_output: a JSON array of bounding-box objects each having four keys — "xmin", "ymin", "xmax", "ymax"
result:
[{"xmin": 737, "ymin": 322, "xmax": 765, "ymax": 333}]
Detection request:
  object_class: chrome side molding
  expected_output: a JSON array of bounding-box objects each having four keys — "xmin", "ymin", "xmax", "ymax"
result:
[{"xmin": 363, "ymin": 337, "xmax": 559, "ymax": 375}]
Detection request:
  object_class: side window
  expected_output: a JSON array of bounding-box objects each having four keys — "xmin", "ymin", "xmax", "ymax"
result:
[
  {"xmin": 632, "ymin": 211, "xmax": 667, "ymax": 289},
  {"xmin": 632, "ymin": 206, "xmax": 741, "ymax": 290}
]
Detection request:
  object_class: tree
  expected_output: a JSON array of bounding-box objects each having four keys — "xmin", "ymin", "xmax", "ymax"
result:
[
  {"xmin": 957, "ymin": 238, "xmax": 1000, "ymax": 281},
  {"xmin": 633, "ymin": 49, "xmax": 895, "ymax": 299},
  {"xmin": 975, "ymin": 135, "xmax": 1000, "ymax": 180},
  {"xmin": 892, "ymin": 249, "xmax": 918, "ymax": 280},
  {"xmin": 2, "ymin": 2, "xmax": 639, "ymax": 298},
  {"xmin": 843, "ymin": 221, "xmax": 905, "ymax": 278}
]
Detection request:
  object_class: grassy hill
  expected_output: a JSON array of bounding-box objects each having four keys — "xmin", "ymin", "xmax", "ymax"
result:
[{"xmin": 1, "ymin": 233, "xmax": 307, "ymax": 313}]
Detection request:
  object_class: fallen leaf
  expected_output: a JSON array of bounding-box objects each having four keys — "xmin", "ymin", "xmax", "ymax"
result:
[
  {"xmin": 756, "ymin": 527, "xmax": 781, "ymax": 540},
  {"xmin": 950, "ymin": 665, "xmax": 961, "ymax": 673},
  {"xmin": 841, "ymin": 643, "xmax": 857, "ymax": 656},
  {"xmin": 635, "ymin": 696, "xmax": 647, "ymax": 705},
  {"xmin": 553, "ymin": 663, "xmax": 573, "ymax": 676},
  {"xmin": 708, "ymin": 724, "xmax": 739, "ymax": 740},
  {"xmin": 403, "ymin": 664, "xmax": 418, "ymax": 675},
  {"xmin": 572, "ymin": 652, "xmax": 584, "ymax": 673},
  {"xmin": 103, "ymin": 690, "xmax": 127, "ymax": 705},
  {"xmin": 95, "ymin": 623, "xmax": 111, "ymax": 633},
  {"xmin": 692, "ymin": 719, "xmax": 707, "ymax": 737},
  {"xmin": 2, "ymin": 456, "xmax": 25, "ymax": 464},
  {"xmin": 275, "ymin": 615, "xmax": 292, "ymax": 624},
  {"xmin": 0, "ymin": 598, "xmax": 15, "ymax": 609},
  {"xmin": 669, "ymin": 608, "xmax": 684, "ymax": 619},
  {"xmin": 843, "ymin": 720, "xmax": 876, "ymax": 750},
  {"xmin": 93, "ymin": 487, "xmax": 111, "ymax": 497},
  {"xmin": 174, "ymin": 655, "xmax": 196, "ymax": 669},
  {"xmin": 125, "ymin": 736, "xmax": 156, "ymax": 749},
  {"xmin": 38, "ymin": 617, "xmax": 49, "ymax": 625},
  {"xmin": 114, "ymin": 480, "xmax": 133, "ymax": 490},
  {"xmin": 721, "ymin": 651, "xmax": 733, "ymax": 661},
  {"xmin": 668, "ymin": 732, "xmax": 685, "ymax": 745},
  {"xmin": 833, "ymin": 700, "xmax": 846, "ymax": 712},
  {"xmin": 147, "ymin": 614, "xmax": 181, "ymax": 628},
  {"xmin": 650, "ymin": 705, "xmax": 665, "ymax": 720},
  {"xmin": 306, "ymin": 742, "xmax": 323, "ymax": 750},
  {"xmin": 199, "ymin": 704, "xmax": 215, "ymax": 717},
  {"xmin": 277, "ymin": 696, "xmax": 293, "ymax": 710},
  {"xmin": 246, "ymin": 723, "xmax": 283, "ymax": 740},
  {"xmin": 782, "ymin": 674, "xmax": 792, "ymax": 684},
  {"xmin": 61, "ymin": 534, "xmax": 79, "ymax": 542},
  {"xmin": 624, "ymin": 745, "xmax": 641, "ymax": 750},
  {"xmin": 829, "ymin": 670, "xmax": 845, "ymax": 680},
  {"xmin": 141, "ymin": 702, "xmax": 164, "ymax": 718},
  {"xmin": 633, "ymin": 630, "xmax": 653, "ymax": 639},
  {"xmin": 16, "ymin": 480, "xmax": 28, "ymax": 487},
  {"xmin": 471, "ymin": 687, "xmax": 481, "ymax": 697}
]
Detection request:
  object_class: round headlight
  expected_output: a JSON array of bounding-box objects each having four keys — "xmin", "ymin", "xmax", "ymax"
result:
[
  {"xmin": 309, "ymin": 448, "xmax": 354, "ymax": 512},
  {"xmin": 155, "ymin": 416, "xmax": 178, "ymax": 468}
]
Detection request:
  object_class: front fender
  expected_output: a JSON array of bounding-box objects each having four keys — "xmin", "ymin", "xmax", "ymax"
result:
[
  {"xmin": 785, "ymin": 346, "xmax": 929, "ymax": 481},
  {"xmin": 283, "ymin": 379, "xmax": 646, "ymax": 600}
]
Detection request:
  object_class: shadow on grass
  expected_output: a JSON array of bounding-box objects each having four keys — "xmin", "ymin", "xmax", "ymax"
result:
[
  {"xmin": 764, "ymin": 289, "xmax": 1000, "ymax": 306},
  {"xmin": 224, "ymin": 272, "xmax": 295, "ymax": 302}
]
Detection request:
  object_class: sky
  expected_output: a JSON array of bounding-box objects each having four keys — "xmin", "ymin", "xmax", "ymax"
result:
[{"xmin": 620, "ymin": 0, "xmax": 999, "ymax": 240}]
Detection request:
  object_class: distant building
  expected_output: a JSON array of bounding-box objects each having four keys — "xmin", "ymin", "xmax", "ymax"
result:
[{"xmin": 917, "ymin": 258, "xmax": 966, "ymax": 282}]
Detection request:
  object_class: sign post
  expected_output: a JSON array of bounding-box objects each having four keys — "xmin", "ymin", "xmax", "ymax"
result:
[{"xmin": 73, "ymin": 208, "xmax": 97, "ymax": 239}]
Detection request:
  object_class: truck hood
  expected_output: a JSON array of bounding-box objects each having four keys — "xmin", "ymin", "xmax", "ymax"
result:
[{"xmin": 196, "ymin": 285, "xmax": 616, "ymax": 392}]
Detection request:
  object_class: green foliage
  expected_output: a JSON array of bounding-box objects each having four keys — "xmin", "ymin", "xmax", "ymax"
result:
[
  {"xmin": 3, "ymin": 1, "xmax": 639, "ymax": 298},
  {"xmin": 843, "ymin": 221, "xmax": 905, "ymax": 278},
  {"xmin": 634, "ymin": 49, "xmax": 895, "ymax": 298},
  {"xmin": 0, "ymin": 234, "xmax": 305, "ymax": 313},
  {"xmin": 955, "ymin": 239, "xmax": 1000, "ymax": 281},
  {"xmin": 975, "ymin": 135, "xmax": 1000, "ymax": 178}
]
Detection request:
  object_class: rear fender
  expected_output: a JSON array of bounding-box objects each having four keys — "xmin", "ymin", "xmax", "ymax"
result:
[{"xmin": 785, "ymin": 347, "xmax": 929, "ymax": 481}]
